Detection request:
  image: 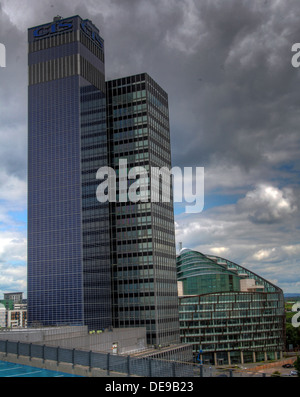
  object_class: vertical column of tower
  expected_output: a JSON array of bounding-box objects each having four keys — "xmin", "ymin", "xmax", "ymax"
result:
[
  {"xmin": 27, "ymin": 17, "xmax": 84, "ymax": 327},
  {"xmin": 27, "ymin": 16, "xmax": 111, "ymax": 330},
  {"xmin": 106, "ymin": 73, "xmax": 179, "ymax": 345},
  {"xmin": 79, "ymin": 21, "xmax": 111, "ymax": 330},
  {"xmin": 145, "ymin": 74, "xmax": 180, "ymax": 346}
]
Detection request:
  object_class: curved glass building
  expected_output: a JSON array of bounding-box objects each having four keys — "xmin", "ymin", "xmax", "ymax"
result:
[{"xmin": 177, "ymin": 249, "xmax": 285, "ymax": 365}]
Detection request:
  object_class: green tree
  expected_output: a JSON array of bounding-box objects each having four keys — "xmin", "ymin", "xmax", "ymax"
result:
[
  {"xmin": 286, "ymin": 324, "xmax": 299, "ymax": 349},
  {"xmin": 294, "ymin": 356, "xmax": 300, "ymax": 377},
  {"xmin": 271, "ymin": 371, "xmax": 281, "ymax": 377}
]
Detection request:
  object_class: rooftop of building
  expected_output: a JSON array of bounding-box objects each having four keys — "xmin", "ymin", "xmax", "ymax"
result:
[{"xmin": 176, "ymin": 247, "xmax": 283, "ymax": 296}]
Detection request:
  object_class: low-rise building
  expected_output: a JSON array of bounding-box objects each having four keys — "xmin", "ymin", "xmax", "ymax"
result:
[
  {"xmin": 0, "ymin": 304, "xmax": 6, "ymax": 328},
  {"xmin": 3, "ymin": 292, "xmax": 24, "ymax": 305},
  {"xmin": 176, "ymin": 248, "xmax": 285, "ymax": 365},
  {"xmin": 7, "ymin": 305, "xmax": 27, "ymax": 328},
  {"xmin": 0, "ymin": 293, "xmax": 27, "ymax": 329}
]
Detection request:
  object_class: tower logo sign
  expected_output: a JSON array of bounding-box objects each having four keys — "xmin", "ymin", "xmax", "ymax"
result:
[
  {"xmin": 33, "ymin": 20, "xmax": 73, "ymax": 38},
  {"xmin": 32, "ymin": 17, "xmax": 103, "ymax": 51},
  {"xmin": 80, "ymin": 20, "xmax": 103, "ymax": 50}
]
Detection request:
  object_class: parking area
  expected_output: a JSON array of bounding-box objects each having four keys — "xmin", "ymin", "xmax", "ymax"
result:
[
  {"xmin": 193, "ymin": 357, "xmax": 299, "ymax": 377},
  {"xmin": 0, "ymin": 360, "xmax": 81, "ymax": 377},
  {"xmin": 253, "ymin": 364, "xmax": 297, "ymax": 377}
]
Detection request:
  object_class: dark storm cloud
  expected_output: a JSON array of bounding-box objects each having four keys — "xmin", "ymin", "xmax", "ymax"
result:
[
  {"xmin": 107, "ymin": 0, "xmax": 300, "ymax": 184},
  {"xmin": 2, "ymin": 0, "xmax": 300, "ymax": 182},
  {"xmin": 80, "ymin": 0, "xmax": 300, "ymax": 193},
  {"xmin": 0, "ymin": 3, "xmax": 27, "ymax": 179},
  {"xmin": 164, "ymin": 0, "xmax": 300, "ymax": 174},
  {"xmin": 1, "ymin": 0, "xmax": 300, "ymax": 189}
]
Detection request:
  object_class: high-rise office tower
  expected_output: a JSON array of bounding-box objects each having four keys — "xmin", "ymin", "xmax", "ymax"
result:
[
  {"xmin": 106, "ymin": 74, "xmax": 180, "ymax": 345},
  {"xmin": 28, "ymin": 16, "xmax": 180, "ymax": 345},
  {"xmin": 27, "ymin": 16, "xmax": 111, "ymax": 329}
]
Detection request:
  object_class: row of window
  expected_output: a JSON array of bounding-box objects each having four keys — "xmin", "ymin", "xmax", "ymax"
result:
[
  {"xmin": 109, "ymin": 90, "xmax": 147, "ymax": 106},
  {"xmin": 179, "ymin": 292, "xmax": 282, "ymax": 304},
  {"xmin": 112, "ymin": 102, "xmax": 147, "ymax": 118},
  {"xmin": 29, "ymin": 54, "xmax": 105, "ymax": 92},
  {"xmin": 29, "ymin": 30, "xmax": 78, "ymax": 53},
  {"xmin": 111, "ymin": 127, "xmax": 148, "ymax": 142},
  {"xmin": 29, "ymin": 54, "xmax": 79, "ymax": 85},
  {"xmin": 29, "ymin": 29, "xmax": 104, "ymax": 62},
  {"xmin": 107, "ymin": 73, "xmax": 145, "ymax": 88}
]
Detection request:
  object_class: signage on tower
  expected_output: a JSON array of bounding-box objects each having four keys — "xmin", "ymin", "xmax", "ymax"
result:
[
  {"xmin": 80, "ymin": 19, "xmax": 104, "ymax": 50},
  {"xmin": 33, "ymin": 20, "xmax": 73, "ymax": 38}
]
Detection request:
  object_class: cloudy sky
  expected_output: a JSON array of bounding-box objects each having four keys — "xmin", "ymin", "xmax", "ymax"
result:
[{"xmin": 0, "ymin": 0, "xmax": 299, "ymax": 295}]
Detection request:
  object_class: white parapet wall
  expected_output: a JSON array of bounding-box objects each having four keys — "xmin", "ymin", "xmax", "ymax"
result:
[{"xmin": 0, "ymin": 326, "xmax": 147, "ymax": 355}]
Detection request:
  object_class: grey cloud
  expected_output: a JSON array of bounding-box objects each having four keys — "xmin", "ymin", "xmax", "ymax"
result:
[
  {"xmin": 163, "ymin": 1, "xmax": 300, "ymax": 179},
  {"xmin": 2, "ymin": 0, "xmax": 300, "ymax": 181},
  {"xmin": 236, "ymin": 184, "xmax": 298, "ymax": 224}
]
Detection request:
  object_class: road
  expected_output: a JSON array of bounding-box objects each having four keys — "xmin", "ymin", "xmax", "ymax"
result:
[{"xmin": 193, "ymin": 363, "xmax": 298, "ymax": 377}]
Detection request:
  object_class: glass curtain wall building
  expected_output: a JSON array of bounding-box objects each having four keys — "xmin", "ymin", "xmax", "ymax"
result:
[
  {"xmin": 106, "ymin": 74, "xmax": 180, "ymax": 346},
  {"xmin": 27, "ymin": 16, "xmax": 111, "ymax": 330},
  {"xmin": 177, "ymin": 249, "xmax": 285, "ymax": 365}
]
